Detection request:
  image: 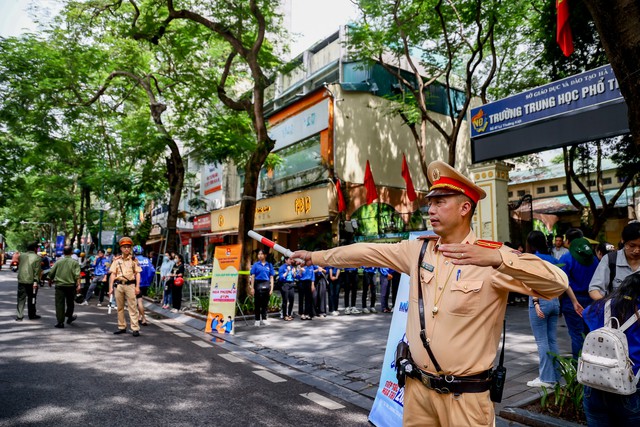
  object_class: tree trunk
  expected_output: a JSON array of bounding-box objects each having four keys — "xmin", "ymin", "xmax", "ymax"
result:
[
  {"xmin": 164, "ymin": 147, "xmax": 184, "ymax": 254},
  {"xmin": 583, "ymin": 0, "xmax": 640, "ymax": 149}
]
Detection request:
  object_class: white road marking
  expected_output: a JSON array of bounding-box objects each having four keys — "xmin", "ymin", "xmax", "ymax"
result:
[
  {"xmin": 300, "ymin": 393, "xmax": 345, "ymax": 410},
  {"xmin": 218, "ymin": 353, "xmax": 243, "ymax": 363},
  {"xmin": 192, "ymin": 340, "xmax": 211, "ymax": 348},
  {"xmin": 174, "ymin": 332, "xmax": 190, "ymax": 338},
  {"xmin": 253, "ymin": 370, "xmax": 287, "ymax": 383}
]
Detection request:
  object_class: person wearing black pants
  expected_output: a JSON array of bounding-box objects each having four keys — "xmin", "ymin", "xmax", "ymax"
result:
[
  {"xmin": 362, "ymin": 266, "xmax": 377, "ymax": 313},
  {"xmin": 297, "ymin": 259, "xmax": 315, "ymax": 320},
  {"xmin": 328, "ymin": 266, "xmax": 341, "ymax": 315},
  {"xmin": 278, "ymin": 258, "xmax": 296, "ymax": 321},
  {"xmin": 390, "ymin": 269, "xmax": 401, "ymax": 308},
  {"xmin": 250, "ymin": 250, "xmax": 274, "ymax": 326},
  {"xmin": 379, "ymin": 267, "xmax": 391, "ymax": 312},
  {"xmin": 170, "ymin": 255, "xmax": 185, "ymax": 313},
  {"xmin": 343, "ymin": 268, "xmax": 360, "ymax": 314},
  {"xmin": 314, "ymin": 266, "xmax": 328, "ymax": 317}
]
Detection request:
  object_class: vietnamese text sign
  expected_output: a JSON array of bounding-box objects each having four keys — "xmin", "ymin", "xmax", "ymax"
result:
[
  {"xmin": 470, "ymin": 64, "xmax": 622, "ymax": 138},
  {"xmin": 202, "ymin": 162, "xmax": 222, "ymax": 196},
  {"xmin": 206, "ymin": 244, "xmax": 241, "ymax": 335}
]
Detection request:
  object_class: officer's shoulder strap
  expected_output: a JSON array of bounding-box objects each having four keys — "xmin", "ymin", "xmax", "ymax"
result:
[{"xmin": 475, "ymin": 239, "xmax": 503, "ymax": 249}]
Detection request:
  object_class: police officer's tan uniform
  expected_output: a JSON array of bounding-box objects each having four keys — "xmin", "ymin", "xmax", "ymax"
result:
[
  {"xmin": 109, "ymin": 238, "xmax": 142, "ymax": 334},
  {"xmin": 293, "ymin": 161, "xmax": 568, "ymax": 426}
]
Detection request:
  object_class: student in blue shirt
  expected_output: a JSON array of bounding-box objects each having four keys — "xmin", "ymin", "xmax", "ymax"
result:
[
  {"xmin": 134, "ymin": 245, "xmax": 156, "ymax": 326},
  {"xmin": 250, "ymin": 250, "xmax": 274, "ymax": 326},
  {"xmin": 582, "ymin": 272, "xmax": 640, "ymax": 426},
  {"xmin": 278, "ymin": 258, "xmax": 296, "ymax": 321},
  {"xmin": 558, "ymin": 228, "xmax": 598, "ymax": 359},
  {"xmin": 297, "ymin": 259, "xmax": 315, "ymax": 320},
  {"xmin": 80, "ymin": 249, "xmax": 109, "ymax": 306}
]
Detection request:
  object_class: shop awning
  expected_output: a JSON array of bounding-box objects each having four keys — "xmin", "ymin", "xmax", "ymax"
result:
[
  {"xmin": 146, "ymin": 237, "xmax": 165, "ymax": 245},
  {"xmin": 256, "ymin": 217, "xmax": 330, "ymax": 232},
  {"xmin": 529, "ymin": 188, "xmax": 633, "ymax": 215},
  {"xmin": 199, "ymin": 217, "xmax": 331, "ymax": 237}
]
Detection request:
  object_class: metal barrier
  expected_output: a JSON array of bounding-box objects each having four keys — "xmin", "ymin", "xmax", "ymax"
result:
[{"xmin": 183, "ymin": 265, "xmax": 212, "ymax": 309}]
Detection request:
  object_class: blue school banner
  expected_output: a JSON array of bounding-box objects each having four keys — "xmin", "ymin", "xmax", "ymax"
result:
[
  {"xmin": 55, "ymin": 235, "xmax": 65, "ymax": 257},
  {"xmin": 368, "ymin": 231, "xmax": 433, "ymax": 427}
]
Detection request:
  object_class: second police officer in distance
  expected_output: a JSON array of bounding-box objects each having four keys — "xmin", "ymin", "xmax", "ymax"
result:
[
  {"xmin": 109, "ymin": 237, "xmax": 142, "ymax": 336},
  {"xmin": 291, "ymin": 161, "xmax": 568, "ymax": 426}
]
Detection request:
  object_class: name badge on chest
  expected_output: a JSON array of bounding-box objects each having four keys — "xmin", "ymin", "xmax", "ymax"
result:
[{"xmin": 420, "ymin": 262, "xmax": 434, "ymax": 272}]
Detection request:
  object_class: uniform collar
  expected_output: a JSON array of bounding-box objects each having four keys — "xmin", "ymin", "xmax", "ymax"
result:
[{"xmin": 433, "ymin": 229, "xmax": 476, "ymax": 251}]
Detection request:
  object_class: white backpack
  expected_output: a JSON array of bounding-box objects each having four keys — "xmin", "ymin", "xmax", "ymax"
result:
[{"xmin": 577, "ymin": 300, "xmax": 640, "ymax": 395}]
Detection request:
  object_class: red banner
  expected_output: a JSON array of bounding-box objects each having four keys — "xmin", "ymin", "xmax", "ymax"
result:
[{"xmin": 556, "ymin": 0, "xmax": 574, "ymax": 57}]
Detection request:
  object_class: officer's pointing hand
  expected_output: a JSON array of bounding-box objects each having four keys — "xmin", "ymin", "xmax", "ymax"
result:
[{"xmin": 438, "ymin": 244, "xmax": 503, "ymax": 268}]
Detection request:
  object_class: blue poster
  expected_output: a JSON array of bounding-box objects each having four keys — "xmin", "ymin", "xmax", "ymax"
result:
[
  {"xmin": 369, "ymin": 231, "xmax": 433, "ymax": 427},
  {"xmin": 55, "ymin": 235, "xmax": 65, "ymax": 257}
]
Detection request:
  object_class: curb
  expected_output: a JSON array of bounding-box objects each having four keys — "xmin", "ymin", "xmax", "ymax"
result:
[{"xmin": 499, "ymin": 392, "xmax": 585, "ymax": 427}]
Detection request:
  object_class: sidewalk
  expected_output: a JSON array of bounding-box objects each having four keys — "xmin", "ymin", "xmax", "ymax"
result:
[{"xmin": 146, "ymin": 296, "xmax": 571, "ymax": 419}]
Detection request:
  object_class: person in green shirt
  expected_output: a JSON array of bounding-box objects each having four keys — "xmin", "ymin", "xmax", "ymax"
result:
[
  {"xmin": 48, "ymin": 246, "xmax": 81, "ymax": 328},
  {"xmin": 16, "ymin": 242, "xmax": 42, "ymax": 321}
]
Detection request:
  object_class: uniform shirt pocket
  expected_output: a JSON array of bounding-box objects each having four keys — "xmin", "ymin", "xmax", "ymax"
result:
[
  {"xmin": 448, "ymin": 280, "xmax": 483, "ymax": 316},
  {"xmin": 412, "ymin": 270, "xmax": 435, "ymax": 302}
]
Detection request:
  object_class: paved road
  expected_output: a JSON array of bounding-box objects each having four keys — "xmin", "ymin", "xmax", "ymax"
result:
[
  {"xmin": 0, "ymin": 269, "xmax": 369, "ymax": 427},
  {"xmin": 2, "ymin": 264, "xmax": 572, "ymax": 426}
]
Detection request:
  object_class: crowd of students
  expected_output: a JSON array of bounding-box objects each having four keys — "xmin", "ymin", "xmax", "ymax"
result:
[
  {"xmin": 249, "ymin": 251, "xmax": 403, "ymax": 327},
  {"xmin": 520, "ymin": 222, "xmax": 640, "ymax": 426}
]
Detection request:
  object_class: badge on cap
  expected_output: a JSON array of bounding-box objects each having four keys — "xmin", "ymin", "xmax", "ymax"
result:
[
  {"xmin": 432, "ymin": 168, "xmax": 441, "ymax": 182},
  {"xmin": 421, "ymin": 262, "xmax": 434, "ymax": 272}
]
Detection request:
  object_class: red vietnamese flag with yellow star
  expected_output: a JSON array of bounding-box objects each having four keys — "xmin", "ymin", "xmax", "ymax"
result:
[{"xmin": 557, "ymin": 0, "xmax": 574, "ymax": 57}]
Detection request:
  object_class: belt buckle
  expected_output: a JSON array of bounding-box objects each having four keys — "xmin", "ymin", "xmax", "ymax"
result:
[{"xmin": 422, "ymin": 372, "xmax": 450, "ymax": 394}]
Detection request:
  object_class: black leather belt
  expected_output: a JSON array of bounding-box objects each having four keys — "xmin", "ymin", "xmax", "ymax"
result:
[
  {"xmin": 116, "ymin": 280, "xmax": 136, "ymax": 285},
  {"xmin": 409, "ymin": 368, "xmax": 492, "ymax": 394}
]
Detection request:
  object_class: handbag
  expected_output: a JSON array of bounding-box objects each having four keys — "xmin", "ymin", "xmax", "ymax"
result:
[{"xmin": 174, "ymin": 276, "xmax": 184, "ymax": 287}]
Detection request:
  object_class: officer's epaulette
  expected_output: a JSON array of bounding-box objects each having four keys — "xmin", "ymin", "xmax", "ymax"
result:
[{"xmin": 475, "ymin": 239, "xmax": 503, "ymax": 249}]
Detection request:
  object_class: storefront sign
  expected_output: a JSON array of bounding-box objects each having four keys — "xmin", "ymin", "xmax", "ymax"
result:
[
  {"xmin": 193, "ymin": 213, "xmax": 211, "ymax": 231},
  {"xmin": 269, "ymin": 99, "xmax": 329, "ymax": 151},
  {"xmin": 210, "ymin": 185, "xmax": 332, "ymax": 233},
  {"xmin": 470, "ymin": 64, "xmax": 622, "ymax": 138},
  {"xmin": 294, "ymin": 196, "xmax": 311, "ymax": 215},
  {"xmin": 205, "ymin": 244, "xmax": 241, "ymax": 335}
]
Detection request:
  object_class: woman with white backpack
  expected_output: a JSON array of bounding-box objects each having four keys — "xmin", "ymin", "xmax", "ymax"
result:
[{"xmin": 581, "ymin": 271, "xmax": 640, "ymax": 426}]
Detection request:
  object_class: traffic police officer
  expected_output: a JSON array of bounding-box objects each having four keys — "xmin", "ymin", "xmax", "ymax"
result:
[
  {"xmin": 108, "ymin": 237, "xmax": 142, "ymax": 336},
  {"xmin": 291, "ymin": 160, "xmax": 568, "ymax": 426}
]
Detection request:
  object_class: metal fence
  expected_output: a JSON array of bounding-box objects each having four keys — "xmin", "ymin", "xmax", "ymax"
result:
[{"xmin": 183, "ymin": 265, "xmax": 212, "ymax": 309}]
